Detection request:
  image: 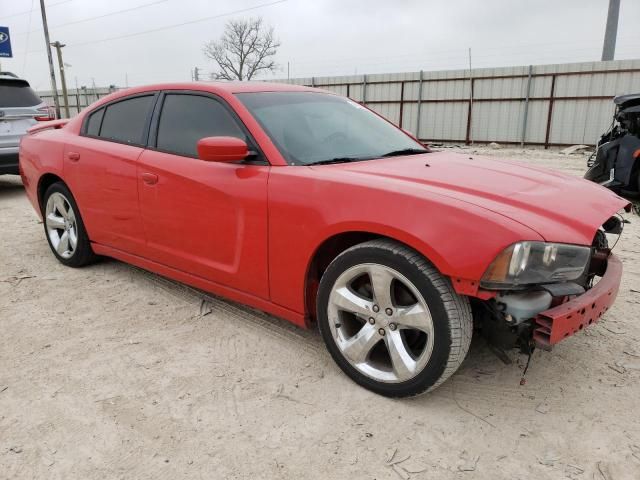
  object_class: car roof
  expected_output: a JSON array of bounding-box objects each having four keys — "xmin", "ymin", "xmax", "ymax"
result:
[
  {"xmin": 204, "ymin": 81, "xmax": 318, "ymax": 93},
  {"xmin": 72, "ymin": 81, "xmax": 334, "ymax": 127},
  {"xmin": 114, "ymin": 81, "xmax": 321, "ymax": 96}
]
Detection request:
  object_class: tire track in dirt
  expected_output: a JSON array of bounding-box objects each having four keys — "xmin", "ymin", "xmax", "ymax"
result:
[{"xmin": 128, "ymin": 265, "xmax": 324, "ymax": 356}]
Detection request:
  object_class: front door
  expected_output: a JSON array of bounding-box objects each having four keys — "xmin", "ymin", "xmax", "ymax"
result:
[{"xmin": 137, "ymin": 92, "xmax": 269, "ymax": 299}]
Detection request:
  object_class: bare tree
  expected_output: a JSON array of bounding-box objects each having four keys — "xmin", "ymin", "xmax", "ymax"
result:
[{"xmin": 203, "ymin": 18, "xmax": 280, "ymax": 81}]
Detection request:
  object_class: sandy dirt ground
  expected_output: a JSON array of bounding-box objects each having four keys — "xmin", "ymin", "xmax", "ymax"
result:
[{"xmin": 1, "ymin": 148, "xmax": 639, "ymax": 480}]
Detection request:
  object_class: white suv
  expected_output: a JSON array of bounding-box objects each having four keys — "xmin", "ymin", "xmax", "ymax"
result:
[{"xmin": 0, "ymin": 72, "xmax": 55, "ymax": 175}]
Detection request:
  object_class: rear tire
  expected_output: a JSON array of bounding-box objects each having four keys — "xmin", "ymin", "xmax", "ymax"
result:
[
  {"xmin": 317, "ymin": 239, "xmax": 472, "ymax": 397},
  {"xmin": 42, "ymin": 182, "xmax": 97, "ymax": 267}
]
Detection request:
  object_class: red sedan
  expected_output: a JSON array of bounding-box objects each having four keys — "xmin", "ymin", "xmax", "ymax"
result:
[{"xmin": 19, "ymin": 82, "xmax": 630, "ymax": 397}]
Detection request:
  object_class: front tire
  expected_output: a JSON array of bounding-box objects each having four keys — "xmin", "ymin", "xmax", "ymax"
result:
[
  {"xmin": 42, "ymin": 182, "xmax": 97, "ymax": 267},
  {"xmin": 317, "ymin": 239, "xmax": 472, "ymax": 397}
]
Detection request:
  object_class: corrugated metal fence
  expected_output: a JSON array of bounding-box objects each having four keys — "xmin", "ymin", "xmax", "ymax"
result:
[
  {"xmin": 277, "ymin": 59, "xmax": 640, "ymax": 147},
  {"xmin": 37, "ymin": 86, "xmax": 117, "ymax": 117},
  {"xmin": 36, "ymin": 59, "xmax": 640, "ymax": 147}
]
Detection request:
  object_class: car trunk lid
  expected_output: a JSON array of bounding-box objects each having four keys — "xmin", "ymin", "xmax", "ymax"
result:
[{"xmin": 1, "ymin": 78, "xmax": 53, "ymax": 148}]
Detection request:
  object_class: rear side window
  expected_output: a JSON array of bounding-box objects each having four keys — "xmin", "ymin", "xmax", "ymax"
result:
[
  {"xmin": 85, "ymin": 108, "xmax": 104, "ymax": 136},
  {"xmin": 156, "ymin": 94, "xmax": 245, "ymax": 157},
  {"xmin": 99, "ymin": 95, "xmax": 154, "ymax": 145},
  {"xmin": 0, "ymin": 79, "xmax": 42, "ymax": 107}
]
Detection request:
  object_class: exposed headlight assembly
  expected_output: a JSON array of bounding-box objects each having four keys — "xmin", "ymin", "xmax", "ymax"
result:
[{"xmin": 481, "ymin": 241, "xmax": 591, "ymax": 289}]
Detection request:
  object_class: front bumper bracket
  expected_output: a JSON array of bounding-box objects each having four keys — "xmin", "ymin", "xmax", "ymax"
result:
[{"xmin": 533, "ymin": 254, "xmax": 623, "ymax": 348}]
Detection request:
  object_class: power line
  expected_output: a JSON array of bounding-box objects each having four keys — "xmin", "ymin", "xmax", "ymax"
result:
[
  {"xmin": 289, "ymin": 35, "xmax": 640, "ymax": 69},
  {"xmin": 4, "ymin": 0, "xmax": 73, "ymax": 19},
  {"xmin": 12, "ymin": 0, "xmax": 172, "ymax": 37},
  {"xmin": 285, "ymin": 41, "xmax": 640, "ymax": 75},
  {"xmin": 71, "ymin": 45, "xmax": 640, "ymax": 87},
  {"xmin": 66, "ymin": 0, "xmax": 287, "ymax": 49},
  {"xmin": 287, "ymin": 47, "xmax": 640, "ymax": 78}
]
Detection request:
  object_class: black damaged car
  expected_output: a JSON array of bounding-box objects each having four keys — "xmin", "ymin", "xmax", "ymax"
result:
[{"xmin": 585, "ymin": 93, "xmax": 640, "ymax": 195}]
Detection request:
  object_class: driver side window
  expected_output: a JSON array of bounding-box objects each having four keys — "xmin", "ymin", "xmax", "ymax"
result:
[{"xmin": 155, "ymin": 93, "xmax": 246, "ymax": 158}]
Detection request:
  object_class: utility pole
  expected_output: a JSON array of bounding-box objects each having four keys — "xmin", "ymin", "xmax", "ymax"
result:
[
  {"xmin": 601, "ymin": 0, "xmax": 620, "ymax": 61},
  {"xmin": 39, "ymin": 0, "xmax": 61, "ymax": 119},
  {"xmin": 193, "ymin": 67, "xmax": 200, "ymax": 81},
  {"xmin": 51, "ymin": 41, "xmax": 70, "ymax": 118}
]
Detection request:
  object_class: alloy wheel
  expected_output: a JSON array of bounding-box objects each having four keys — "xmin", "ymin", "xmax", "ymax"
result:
[
  {"xmin": 327, "ymin": 263, "xmax": 435, "ymax": 383},
  {"xmin": 45, "ymin": 192, "xmax": 78, "ymax": 259}
]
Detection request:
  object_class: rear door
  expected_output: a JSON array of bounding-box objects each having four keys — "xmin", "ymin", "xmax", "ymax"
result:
[
  {"xmin": 137, "ymin": 91, "xmax": 270, "ymax": 298},
  {"xmin": 64, "ymin": 93, "xmax": 157, "ymax": 256}
]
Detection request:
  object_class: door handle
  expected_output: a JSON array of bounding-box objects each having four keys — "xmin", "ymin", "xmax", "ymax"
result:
[
  {"xmin": 67, "ymin": 151, "xmax": 80, "ymax": 162},
  {"xmin": 141, "ymin": 172, "xmax": 159, "ymax": 185}
]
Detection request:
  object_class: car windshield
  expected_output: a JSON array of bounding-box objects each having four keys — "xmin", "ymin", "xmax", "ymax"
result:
[{"xmin": 236, "ymin": 91, "xmax": 427, "ymax": 165}]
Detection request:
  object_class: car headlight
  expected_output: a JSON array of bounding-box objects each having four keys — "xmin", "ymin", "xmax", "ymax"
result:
[{"xmin": 481, "ymin": 241, "xmax": 591, "ymax": 289}]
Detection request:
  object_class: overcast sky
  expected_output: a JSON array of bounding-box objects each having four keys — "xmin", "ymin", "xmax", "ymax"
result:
[{"xmin": 1, "ymin": 0, "xmax": 639, "ymax": 91}]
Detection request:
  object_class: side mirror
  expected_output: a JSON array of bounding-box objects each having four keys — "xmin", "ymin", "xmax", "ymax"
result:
[{"xmin": 197, "ymin": 136, "xmax": 248, "ymax": 162}]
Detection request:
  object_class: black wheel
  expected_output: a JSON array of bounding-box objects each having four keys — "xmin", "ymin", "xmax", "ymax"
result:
[
  {"xmin": 42, "ymin": 182, "xmax": 97, "ymax": 267},
  {"xmin": 317, "ymin": 239, "xmax": 472, "ymax": 398}
]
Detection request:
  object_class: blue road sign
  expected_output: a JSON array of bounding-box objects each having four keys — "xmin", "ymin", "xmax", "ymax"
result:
[{"xmin": 0, "ymin": 26, "xmax": 13, "ymax": 58}]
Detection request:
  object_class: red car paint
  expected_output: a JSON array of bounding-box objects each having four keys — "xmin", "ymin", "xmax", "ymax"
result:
[{"xmin": 19, "ymin": 82, "xmax": 629, "ymax": 332}]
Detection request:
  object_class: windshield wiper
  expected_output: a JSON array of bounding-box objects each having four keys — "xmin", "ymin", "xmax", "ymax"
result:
[
  {"xmin": 381, "ymin": 148, "xmax": 429, "ymax": 157},
  {"xmin": 307, "ymin": 156, "xmax": 370, "ymax": 166},
  {"xmin": 308, "ymin": 149, "xmax": 426, "ymax": 165}
]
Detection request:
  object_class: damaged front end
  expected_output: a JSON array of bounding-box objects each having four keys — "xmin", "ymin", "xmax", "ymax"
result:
[{"xmin": 475, "ymin": 217, "xmax": 626, "ymax": 355}]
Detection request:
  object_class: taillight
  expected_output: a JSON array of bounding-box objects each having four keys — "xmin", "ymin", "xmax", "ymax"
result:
[{"xmin": 34, "ymin": 106, "xmax": 56, "ymax": 122}]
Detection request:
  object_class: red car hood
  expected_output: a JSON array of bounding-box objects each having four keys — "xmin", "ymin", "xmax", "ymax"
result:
[{"xmin": 319, "ymin": 151, "xmax": 630, "ymax": 245}]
